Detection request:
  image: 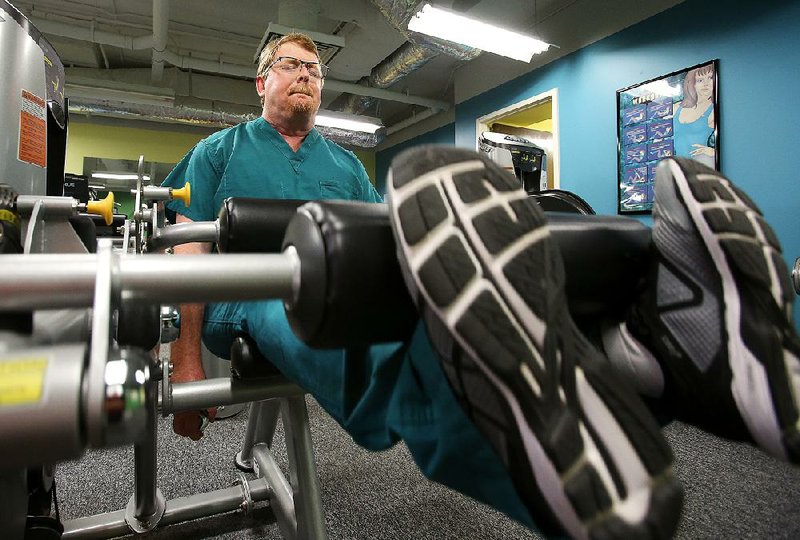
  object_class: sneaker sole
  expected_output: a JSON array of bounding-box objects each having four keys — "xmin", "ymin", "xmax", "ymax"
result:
[
  {"xmin": 387, "ymin": 146, "xmax": 681, "ymax": 539},
  {"xmin": 656, "ymin": 157, "xmax": 800, "ymax": 461}
]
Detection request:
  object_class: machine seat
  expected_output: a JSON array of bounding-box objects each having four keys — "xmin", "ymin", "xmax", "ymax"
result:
[{"xmin": 230, "ymin": 334, "xmax": 282, "ymax": 380}]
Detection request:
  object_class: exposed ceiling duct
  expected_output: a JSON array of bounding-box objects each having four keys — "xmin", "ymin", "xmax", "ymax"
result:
[
  {"xmin": 30, "ymin": 12, "xmax": 448, "ymax": 110},
  {"xmin": 336, "ymin": 0, "xmax": 481, "ymax": 115},
  {"xmin": 68, "ymin": 97, "xmax": 385, "ymax": 148}
]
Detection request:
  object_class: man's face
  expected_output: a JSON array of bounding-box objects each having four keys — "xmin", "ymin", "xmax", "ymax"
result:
[{"xmin": 258, "ymin": 42, "xmax": 323, "ymax": 118}]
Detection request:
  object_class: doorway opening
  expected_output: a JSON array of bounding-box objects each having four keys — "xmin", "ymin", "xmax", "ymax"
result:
[{"xmin": 476, "ymin": 88, "xmax": 559, "ymax": 189}]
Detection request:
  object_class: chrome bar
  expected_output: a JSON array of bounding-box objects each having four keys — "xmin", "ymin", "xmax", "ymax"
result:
[
  {"xmin": 0, "ymin": 252, "xmax": 297, "ymax": 310},
  {"xmin": 164, "ymin": 377, "xmax": 305, "ymax": 414},
  {"xmin": 148, "ymin": 220, "xmax": 219, "ymax": 250}
]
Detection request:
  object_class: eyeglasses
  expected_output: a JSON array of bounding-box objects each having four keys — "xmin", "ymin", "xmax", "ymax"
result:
[{"xmin": 268, "ymin": 56, "xmax": 328, "ymax": 79}]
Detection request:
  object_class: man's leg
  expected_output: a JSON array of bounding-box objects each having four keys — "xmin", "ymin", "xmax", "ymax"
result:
[
  {"xmin": 605, "ymin": 157, "xmax": 800, "ymax": 462},
  {"xmin": 386, "ymin": 146, "xmax": 681, "ymax": 539},
  {"xmin": 241, "ymin": 300, "xmax": 536, "ymax": 529}
]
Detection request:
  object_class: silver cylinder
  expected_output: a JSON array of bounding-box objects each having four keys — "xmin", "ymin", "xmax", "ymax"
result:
[
  {"xmin": 148, "ymin": 221, "xmax": 219, "ymax": 250},
  {"xmin": 0, "ymin": 252, "xmax": 298, "ymax": 310},
  {"xmin": 140, "ymin": 185, "xmax": 173, "ymax": 201},
  {"xmin": 16, "ymin": 195, "xmax": 77, "ymax": 218},
  {"xmin": 0, "ymin": 343, "xmax": 87, "ymax": 468},
  {"xmin": 0, "ymin": 3, "xmax": 48, "ymax": 197},
  {"xmin": 165, "ymin": 377, "xmax": 305, "ymax": 414}
]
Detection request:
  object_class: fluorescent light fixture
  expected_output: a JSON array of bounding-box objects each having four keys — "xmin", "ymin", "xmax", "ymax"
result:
[
  {"xmin": 315, "ymin": 110, "xmax": 384, "ymax": 134},
  {"xmin": 91, "ymin": 173, "xmax": 151, "ymax": 181},
  {"xmin": 408, "ymin": 4, "xmax": 550, "ymax": 62}
]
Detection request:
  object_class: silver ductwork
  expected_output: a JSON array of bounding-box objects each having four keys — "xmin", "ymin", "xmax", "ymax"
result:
[
  {"xmin": 338, "ymin": 0, "xmax": 480, "ymax": 115},
  {"xmin": 68, "ymin": 98, "xmax": 385, "ymax": 148}
]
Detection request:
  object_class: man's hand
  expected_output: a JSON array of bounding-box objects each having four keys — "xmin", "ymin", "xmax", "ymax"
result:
[
  {"xmin": 169, "ymin": 215, "xmax": 216, "ymax": 441},
  {"xmin": 171, "ymin": 366, "xmax": 218, "ymax": 441},
  {"xmin": 173, "ymin": 408, "xmax": 217, "ymax": 441}
]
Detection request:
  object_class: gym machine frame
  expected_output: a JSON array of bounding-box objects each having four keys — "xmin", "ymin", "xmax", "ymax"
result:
[{"xmin": 1, "ymin": 162, "xmax": 328, "ymax": 540}]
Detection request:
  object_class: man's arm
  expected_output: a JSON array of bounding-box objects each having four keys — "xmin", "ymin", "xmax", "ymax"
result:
[{"xmin": 170, "ymin": 213, "xmax": 216, "ymax": 440}]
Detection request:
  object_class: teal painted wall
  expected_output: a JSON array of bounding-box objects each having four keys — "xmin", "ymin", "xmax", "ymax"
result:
[
  {"xmin": 379, "ymin": 0, "xmax": 800, "ymax": 319},
  {"xmin": 375, "ymin": 123, "xmax": 456, "ymax": 194}
]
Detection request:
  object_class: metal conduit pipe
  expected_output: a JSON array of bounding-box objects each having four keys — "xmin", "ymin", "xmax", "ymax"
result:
[
  {"xmin": 32, "ymin": 17, "xmax": 153, "ymax": 50},
  {"xmin": 336, "ymin": 0, "xmax": 479, "ymax": 115},
  {"xmin": 151, "ymin": 0, "xmax": 169, "ymax": 82},
  {"xmin": 30, "ymin": 16, "xmax": 450, "ymax": 111}
]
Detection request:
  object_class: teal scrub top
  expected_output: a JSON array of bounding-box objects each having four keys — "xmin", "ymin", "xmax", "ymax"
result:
[
  {"xmin": 162, "ymin": 116, "xmax": 382, "ymax": 221},
  {"xmin": 160, "ymin": 117, "xmax": 383, "ymax": 354}
]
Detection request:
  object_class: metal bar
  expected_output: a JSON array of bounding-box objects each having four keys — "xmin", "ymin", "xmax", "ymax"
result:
[
  {"xmin": 236, "ymin": 402, "xmax": 261, "ymax": 470},
  {"xmin": 16, "ymin": 195, "xmax": 77, "ymax": 217},
  {"xmin": 256, "ymin": 400, "xmax": 281, "ymax": 448},
  {"xmin": 323, "ymin": 79, "xmax": 450, "ymax": 111},
  {"xmin": 148, "ymin": 221, "xmax": 219, "ymax": 250},
  {"xmin": 85, "ymin": 241, "xmax": 115, "ymax": 447},
  {"xmin": 62, "ymin": 480, "xmax": 270, "ymax": 539},
  {"xmin": 133, "ymin": 386, "xmax": 160, "ymax": 520},
  {"xmin": 283, "ymin": 396, "xmax": 327, "ymax": 540},
  {"xmin": 253, "ymin": 444, "xmax": 297, "ymax": 540},
  {"xmin": 0, "ymin": 253, "xmax": 297, "ymax": 310},
  {"xmin": 387, "ymin": 108, "xmax": 439, "ymax": 135},
  {"xmin": 164, "ymin": 377, "xmax": 305, "ymax": 414}
]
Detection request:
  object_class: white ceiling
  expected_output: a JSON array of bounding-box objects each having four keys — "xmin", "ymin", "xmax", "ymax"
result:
[{"xmin": 12, "ymin": 0, "xmax": 685, "ymax": 144}]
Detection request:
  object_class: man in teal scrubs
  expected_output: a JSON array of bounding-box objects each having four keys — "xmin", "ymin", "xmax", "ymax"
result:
[
  {"xmin": 162, "ymin": 32, "xmax": 800, "ymax": 539},
  {"xmin": 162, "ymin": 32, "xmax": 544, "ymax": 531}
]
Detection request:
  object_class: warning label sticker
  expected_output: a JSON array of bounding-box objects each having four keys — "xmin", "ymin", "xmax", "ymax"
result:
[
  {"xmin": 0, "ymin": 357, "xmax": 48, "ymax": 406},
  {"xmin": 18, "ymin": 89, "xmax": 47, "ymax": 168}
]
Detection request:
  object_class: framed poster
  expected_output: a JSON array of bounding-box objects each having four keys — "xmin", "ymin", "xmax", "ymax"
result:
[{"xmin": 616, "ymin": 60, "xmax": 719, "ymax": 214}]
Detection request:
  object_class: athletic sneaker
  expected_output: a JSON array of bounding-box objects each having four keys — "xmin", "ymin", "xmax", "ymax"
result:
[
  {"xmin": 623, "ymin": 157, "xmax": 800, "ymax": 463},
  {"xmin": 386, "ymin": 145, "xmax": 682, "ymax": 540}
]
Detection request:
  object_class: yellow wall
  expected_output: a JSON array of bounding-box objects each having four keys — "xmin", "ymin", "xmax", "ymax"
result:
[
  {"xmin": 66, "ymin": 119, "xmax": 377, "ymax": 182},
  {"xmin": 65, "ymin": 120, "xmax": 206, "ymax": 175},
  {"xmin": 352, "ymin": 149, "xmax": 376, "ymax": 183}
]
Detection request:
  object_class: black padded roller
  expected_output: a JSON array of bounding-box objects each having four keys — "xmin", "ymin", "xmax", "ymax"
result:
[
  {"xmin": 218, "ymin": 198, "xmax": 306, "ymax": 253},
  {"xmin": 283, "ymin": 201, "xmax": 419, "ymax": 348},
  {"xmin": 116, "ymin": 300, "xmax": 161, "ymax": 351}
]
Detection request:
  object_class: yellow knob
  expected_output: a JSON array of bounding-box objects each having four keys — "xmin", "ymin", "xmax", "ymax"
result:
[
  {"xmin": 87, "ymin": 191, "xmax": 114, "ymax": 226},
  {"xmin": 171, "ymin": 182, "xmax": 191, "ymax": 207}
]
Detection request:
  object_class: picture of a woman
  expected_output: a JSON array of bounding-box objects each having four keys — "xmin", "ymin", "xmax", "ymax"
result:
[{"xmin": 673, "ymin": 63, "xmax": 716, "ymax": 168}]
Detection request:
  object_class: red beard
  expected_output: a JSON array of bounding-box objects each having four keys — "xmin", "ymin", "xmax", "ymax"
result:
[{"xmin": 289, "ymin": 84, "xmax": 316, "ymax": 113}]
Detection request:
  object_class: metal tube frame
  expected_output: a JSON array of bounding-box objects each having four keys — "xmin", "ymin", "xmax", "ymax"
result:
[
  {"xmin": 147, "ymin": 220, "xmax": 219, "ymax": 251},
  {"xmin": 62, "ymin": 479, "xmax": 272, "ymax": 540},
  {"xmin": 282, "ymin": 396, "xmax": 327, "ymax": 540}
]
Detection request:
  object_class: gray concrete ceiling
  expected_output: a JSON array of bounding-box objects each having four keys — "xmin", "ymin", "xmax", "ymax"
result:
[{"xmin": 13, "ymin": 0, "xmax": 684, "ymax": 141}]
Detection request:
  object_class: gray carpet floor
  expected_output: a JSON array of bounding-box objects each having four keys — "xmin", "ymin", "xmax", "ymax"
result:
[{"xmin": 54, "ymin": 393, "xmax": 800, "ymax": 539}]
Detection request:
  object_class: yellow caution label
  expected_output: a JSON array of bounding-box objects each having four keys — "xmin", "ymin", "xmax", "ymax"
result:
[{"xmin": 0, "ymin": 357, "xmax": 48, "ymax": 406}]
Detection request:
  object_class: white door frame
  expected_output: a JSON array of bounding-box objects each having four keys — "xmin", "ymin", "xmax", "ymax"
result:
[{"xmin": 475, "ymin": 88, "xmax": 559, "ymax": 188}]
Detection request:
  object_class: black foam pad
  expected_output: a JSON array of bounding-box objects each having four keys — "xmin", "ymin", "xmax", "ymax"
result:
[
  {"xmin": 547, "ymin": 213, "xmax": 650, "ymax": 318},
  {"xmin": 116, "ymin": 300, "xmax": 161, "ymax": 350},
  {"xmin": 217, "ymin": 198, "xmax": 306, "ymax": 253},
  {"xmin": 282, "ymin": 201, "xmax": 418, "ymax": 348}
]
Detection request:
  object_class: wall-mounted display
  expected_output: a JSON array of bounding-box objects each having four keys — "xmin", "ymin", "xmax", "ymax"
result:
[{"xmin": 616, "ymin": 60, "xmax": 719, "ymax": 214}]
